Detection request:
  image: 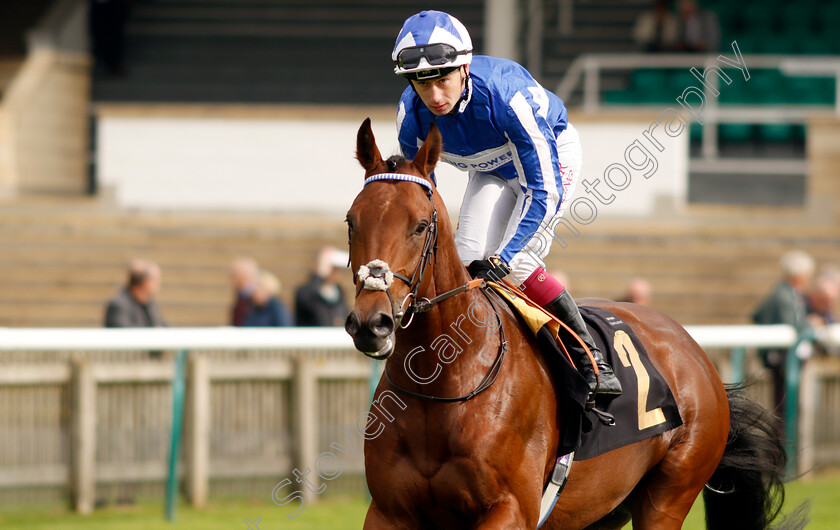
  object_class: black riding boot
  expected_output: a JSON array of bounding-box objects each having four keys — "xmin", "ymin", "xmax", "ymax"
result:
[{"xmin": 544, "ymin": 290, "xmax": 622, "ymax": 399}]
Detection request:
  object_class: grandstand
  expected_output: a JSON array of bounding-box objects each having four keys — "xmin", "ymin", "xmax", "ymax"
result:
[
  {"xmin": 0, "ymin": 192, "xmax": 838, "ymax": 327},
  {"xmin": 0, "ymin": 0, "xmax": 837, "ymax": 329},
  {"xmin": 92, "ymin": 0, "xmax": 484, "ymax": 103}
]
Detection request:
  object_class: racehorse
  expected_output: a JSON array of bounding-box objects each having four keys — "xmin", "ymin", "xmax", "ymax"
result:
[{"xmin": 344, "ymin": 118, "xmax": 804, "ymax": 529}]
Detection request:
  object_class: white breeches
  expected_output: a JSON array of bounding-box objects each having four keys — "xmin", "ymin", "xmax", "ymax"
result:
[{"xmin": 454, "ymin": 123, "xmax": 582, "ymax": 282}]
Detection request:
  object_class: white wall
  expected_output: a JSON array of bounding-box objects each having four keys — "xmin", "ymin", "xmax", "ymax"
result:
[
  {"xmin": 96, "ymin": 115, "xmax": 687, "ymax": 217},
  {"xmin": 573, "ymin": 119, "xmax": 689, "ymax": 217},
  {"xmin": 97, "ymin": 116, "xmax": 469, "ymax": 216}
]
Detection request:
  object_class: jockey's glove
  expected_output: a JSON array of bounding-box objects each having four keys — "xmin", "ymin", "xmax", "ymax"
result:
[{"xmin": 467, "ymin": 256, "xmax": 511, "ymax": 281}]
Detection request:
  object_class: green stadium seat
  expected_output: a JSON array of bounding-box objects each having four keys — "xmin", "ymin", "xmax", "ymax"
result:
[
  {"xmin": 669, "ymin": 71, "xmax": 697, "ymax": 94},
  {"xmin": 743, "ymin": 4, "xmax": 777, "ymax": 31},
  {"xmin": 763, "ymin": 33, "xmax": 799, "ymax": 54},
  {"xmin": 758, "ymin": 123, "xmax": 794, "ymax": 143},
  {"xmin": 719, "ymin": 123, "xmax": 753, "ymax": 143},
  {"xmin": 780, "ymin": 4, "xmax": 814, "ymax": 31},
  {"xmin": 719, "ymin": 81, "xmax": 752, "ymax": 104},
  {"xmin": 785, "ymin": 77, "xmax": 834, "ymax": 104},
  {"xmin": 632, "ymin": 69, "xmax": 667, "ymax": 90},
  {"xmin": 729, "ymin": 34, "xmax": 763, "ymax": 55},
  {"xmin": 713, "ymin": 4, "xmax": 741, "ymax": 32},
  {"xmin": 630, "ymin": 69, "xmax": 672, "ymax": 103},
  {"xmin": 690, "ymin": 123, "xmax": 703, "ymax": 142},
  {"xmin": 603, "ymin": 89, "xmax": 636, "ymax": 104},
  {"xmin": 819, "ymin": 3, "xmax": 840, "ymax": 32},
  {"xmin": 797, "ymin": 30, "xmax": 833, "ymax": 55},
  {"xmin": 737, "ymin": 70, "xmax": 785, "ymax": 103}
]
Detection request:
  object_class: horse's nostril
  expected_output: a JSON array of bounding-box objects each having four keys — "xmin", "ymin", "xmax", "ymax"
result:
[
  {"xmin": 344, "ymin": 312, "xmax": 361, "ymax": 336},
  {"xmin": 371, "ymin": 312, "xmax": 395, "ymax": 338}
]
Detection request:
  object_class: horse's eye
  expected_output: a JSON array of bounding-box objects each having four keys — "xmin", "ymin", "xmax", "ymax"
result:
[{"xmin": 414, "ymin": 221, "xmax": 428, "ymax": 236}]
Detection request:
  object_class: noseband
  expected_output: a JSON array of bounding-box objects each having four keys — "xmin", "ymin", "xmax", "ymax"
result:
[{"xmin": 353, "ymin": 173, "xmax": 439, "ymax": 329}]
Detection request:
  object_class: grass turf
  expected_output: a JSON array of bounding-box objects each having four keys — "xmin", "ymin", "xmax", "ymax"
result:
[{"xmin": 0, "ymin": 471, "xmax": 836, "ymax": 529}]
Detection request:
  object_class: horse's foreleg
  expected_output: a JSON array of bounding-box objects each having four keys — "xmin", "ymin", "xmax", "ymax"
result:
[
  {"xmin": 364, "ymin": 500, "xmax": 414, "ymax": 530},
  {"xmin": 472, "ymin": 495, "xmax": 531, "ymax": 529}
]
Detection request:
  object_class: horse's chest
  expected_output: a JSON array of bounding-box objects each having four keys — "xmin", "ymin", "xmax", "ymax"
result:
[{"xmin": 393, "ymin": 416, "xmax": 530, "ymax": 506}]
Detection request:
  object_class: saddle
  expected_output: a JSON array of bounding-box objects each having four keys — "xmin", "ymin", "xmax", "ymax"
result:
[
  {"xmin": 487, "ymin": 280, "xmax": 682, "ymax": 458},
  {"xmin": 487, "ymin": 281, "xmax": 683, "ymax": 527}
]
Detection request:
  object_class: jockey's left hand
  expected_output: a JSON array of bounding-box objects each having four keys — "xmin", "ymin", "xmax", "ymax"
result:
[{"xmin": 467, "ymin": 257, "xmax": 511, "ymax": 281}]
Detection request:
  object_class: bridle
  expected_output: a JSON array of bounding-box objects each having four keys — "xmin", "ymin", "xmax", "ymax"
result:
[{"xmin": 352, "ymin": 173, "xmax": 440, "ymax": 329}]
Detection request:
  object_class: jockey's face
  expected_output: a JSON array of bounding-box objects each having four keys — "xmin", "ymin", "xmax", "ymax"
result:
[{"xmin": 411, "ymin": 66, "xmax": 468, "ymax": 116}]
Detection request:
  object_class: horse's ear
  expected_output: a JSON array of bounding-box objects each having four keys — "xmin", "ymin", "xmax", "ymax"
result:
[
  {"xmin": 412, "ymin": 123, "xmax": 442, "ymax": 179},
  {"xmin": 356, "ymin": 118, "xmax": 383, "ymax": 173}
]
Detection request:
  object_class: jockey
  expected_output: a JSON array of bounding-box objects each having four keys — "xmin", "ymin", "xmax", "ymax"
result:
[{"xmin": 392, "ymin": 10, "xmax": 622, "ymax": 400}]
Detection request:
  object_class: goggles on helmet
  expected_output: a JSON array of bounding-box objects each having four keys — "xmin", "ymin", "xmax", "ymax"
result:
[{"xmin": 395, "ymin": 43, "xmax": 472, "ymax": 70}]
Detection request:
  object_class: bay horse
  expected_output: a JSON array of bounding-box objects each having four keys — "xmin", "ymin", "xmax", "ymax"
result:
[{"xmin": 344, "ymin": 118, "xmax": 803, "ymax": 529}]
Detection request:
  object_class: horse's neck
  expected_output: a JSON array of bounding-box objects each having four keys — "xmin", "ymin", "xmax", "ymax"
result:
[
  {"xmin": 391, "ymin": 231, "xmax": 501, "ymax": 391},
  {"xmin": 412, "ymin": 224, "xmax": 477, "ymax": 337}
]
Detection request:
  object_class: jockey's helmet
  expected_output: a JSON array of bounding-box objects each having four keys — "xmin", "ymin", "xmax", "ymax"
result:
[{"xmin": 392, "ymin": 10, "xmax": 473, "ymax": 81}]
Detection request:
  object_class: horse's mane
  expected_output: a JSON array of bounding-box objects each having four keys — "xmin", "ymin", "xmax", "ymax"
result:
[{"xmin": 386, "ymin": 155, "xmax": 407, "ymax": 172}]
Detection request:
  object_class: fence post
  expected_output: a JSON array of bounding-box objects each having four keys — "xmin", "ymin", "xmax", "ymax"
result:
[
  {"xmin": 730, "ymin": 347, "xmax": 746, "ymax": 383},
  {"xmin": 797, "ymin": 357, "xmax": 818, "ymax": 476},
  {"xmin": 70, "ymin": 358, "xmax": 96, "ymax": 514},
  {"xmin": 293, "ymin": 355, "xmax": 319, "ymax": 500},
  {"xmin": 366, "ymin": 359, "xmax": 384, "ymax": 502},
  {"xmin": 186, "ymin": 355, "xmax": 209, "ymax": 507},
  {"xmin": 785, "ymin": 330, "xmax": 813, "ymax": 477},
  {"xmin": 165, "ymin": 349, "xmax": 188, "ymax": 521}
]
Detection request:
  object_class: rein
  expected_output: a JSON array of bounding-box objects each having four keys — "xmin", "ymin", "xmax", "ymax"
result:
[{"xmin": 385, "ymin": 287, "xmax": 509, "ymax": 402}]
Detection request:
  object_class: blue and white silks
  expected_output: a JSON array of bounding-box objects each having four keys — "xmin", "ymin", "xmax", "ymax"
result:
[{"xmin": 397, "ymin": 55, "xmax": 575, "ymax": 277}]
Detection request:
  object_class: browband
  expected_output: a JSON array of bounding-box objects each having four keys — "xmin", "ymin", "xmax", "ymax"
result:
[{"xmin": 364, "ymin": 173, "xmax": 433, "ymax": 197}]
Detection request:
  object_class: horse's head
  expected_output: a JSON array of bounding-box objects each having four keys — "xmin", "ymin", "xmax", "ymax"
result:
[{"xmin": 344, "ymin": 118, "xmax": 442, "ymax": 359}]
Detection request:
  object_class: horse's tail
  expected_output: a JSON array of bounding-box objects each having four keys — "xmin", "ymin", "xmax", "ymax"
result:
[{"xmin": 703, "ymin": 384, "xmax": 809, "ymax": 530}]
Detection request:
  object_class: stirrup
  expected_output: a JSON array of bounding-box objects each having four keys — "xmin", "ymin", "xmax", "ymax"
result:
[
  {"xmin": 585, "ymin": 381, "xmax": 617, "ymax": 426},
  {"xmin": 589, "ymin": 404, "xmax": 616, "ymax": 426}
]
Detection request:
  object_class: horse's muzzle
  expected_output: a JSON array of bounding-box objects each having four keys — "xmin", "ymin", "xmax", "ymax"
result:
[{"xmin": 344, "ymin": 310, "xmax": 396, "ymax": 359}]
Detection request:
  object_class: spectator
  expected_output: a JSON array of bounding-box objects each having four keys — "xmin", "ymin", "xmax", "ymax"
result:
[
  {"xmin": 620, "ymin": 277, "xmax": 652, "ymax": 306},
  {"xmin": 633, "ymin": 0, "xmax": 678, "ymax": 52},
  {"xmin": 807, "ymin": 275, "xmax": 838, "ymax": 327},
  {"xmin": 675, "ymin": 0, "xmax": 720, "ymax": 52},
  {"xmin": 104, "ymin": 259, "xmax": 166, "ymax": 327},
  {"xmin": 242, "ymin": 271, "xmax": 293, "ymax": 327},
  {"xmin": 752, "ymin": 250, "xmax": 815, "ymax": 419},
  {"xmin": 817, "ymin": 263, "xmax": 840, "ymax": 294},
  {"xmin": 295, "ymin": 247, "xmax": 350, "ymax": 327},
  {"xmin": 230, "ymin": 257, "xmax": 259, "ymax": 326}
]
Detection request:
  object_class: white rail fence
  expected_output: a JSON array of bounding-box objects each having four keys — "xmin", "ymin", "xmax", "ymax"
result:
[{"xmin": 0, "ymin": 325, "xmax": 837, "ymax": 512}]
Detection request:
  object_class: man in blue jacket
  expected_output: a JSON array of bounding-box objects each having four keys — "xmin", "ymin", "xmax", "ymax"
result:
[{"xmin": 393, "ymin": 10, "xmax": 621, "ymax": 399}]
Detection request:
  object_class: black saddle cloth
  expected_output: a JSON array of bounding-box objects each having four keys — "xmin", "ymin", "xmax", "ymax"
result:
[{"xmin": 569, "ymin": 306, "xmax": 683, "ymax": 460}]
